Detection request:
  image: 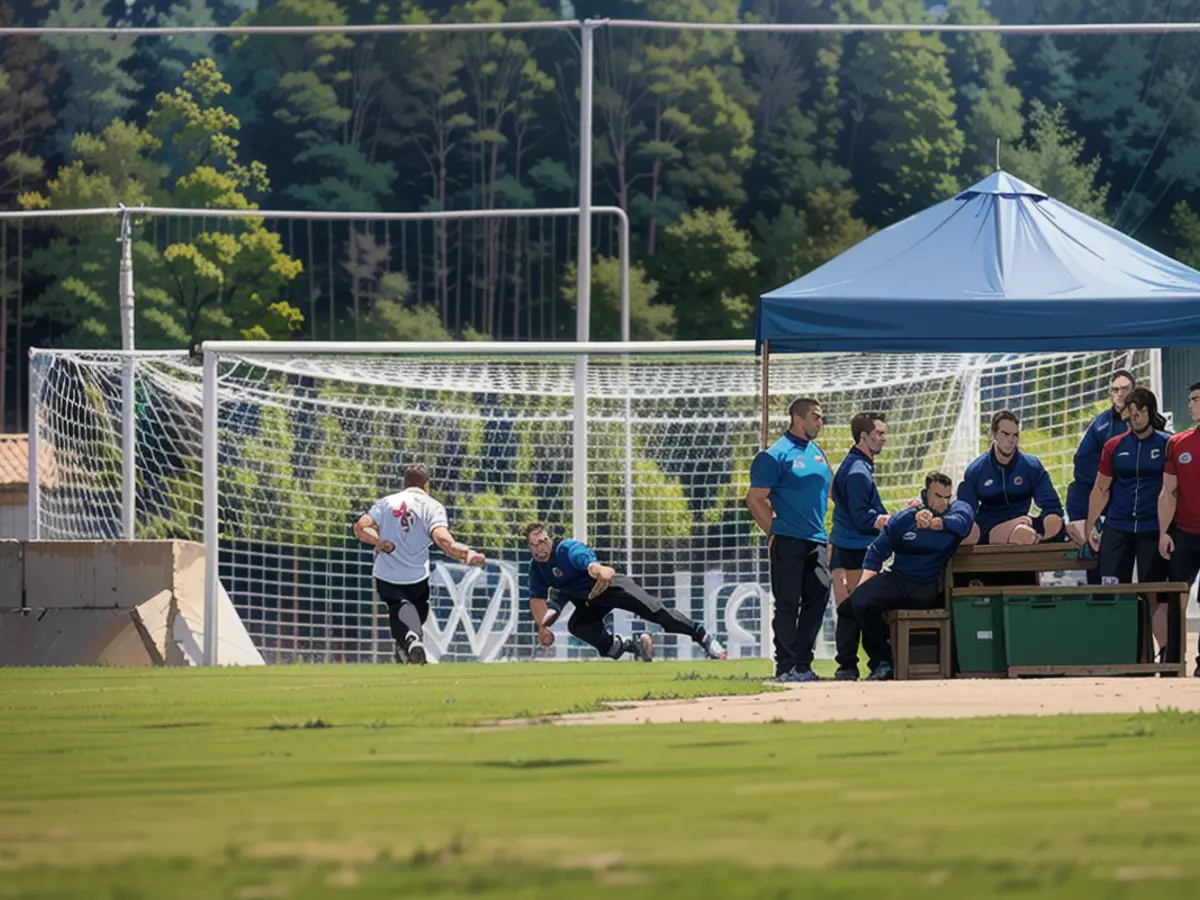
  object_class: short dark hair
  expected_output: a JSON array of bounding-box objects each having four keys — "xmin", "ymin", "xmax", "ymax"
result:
[
  {"xmin": 851, "ymin": 411, "xmax": 885, "ymax": 444},
  {"xmin": 523, "ymin": 521, "xmax": 549, "ymax": 539},
  {"xmin": 1125, "ymin": 388, "xmax": 1167, "ymax": 431},
  {"xmin": 925, "ymin": 471, "xmax": 953, "ymax": 490},
  {"xmin": 788, "ymin": 397, "xmax": 821, "ymax": 419},
  {"xmin": 1188, "ymin": 381, "xmax": 1200, "ymax": 394},
  {"xmin": 1111, "ymin": 369, "xmax": 1136, "ymax": 388},
  {"xmin": 403, "ymin": 463, "xmax": 431, "ymax": 489},
  {"xmin": 990, "ymin": 409, "xmax": 1019, "ymax": 433}
]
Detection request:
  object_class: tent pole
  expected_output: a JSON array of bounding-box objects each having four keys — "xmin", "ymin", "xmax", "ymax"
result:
[{"xmin": 760, "ymin": 340, "xmax": 770, "ymax": 449}]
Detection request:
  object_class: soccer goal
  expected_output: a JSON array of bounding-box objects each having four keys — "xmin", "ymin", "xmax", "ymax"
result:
[{"xmin": 28, "ymin": 343, "xmax": 1155, "ymax": 665}]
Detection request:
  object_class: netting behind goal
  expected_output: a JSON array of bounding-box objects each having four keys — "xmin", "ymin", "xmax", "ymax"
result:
[{"xmin": 29, "ymin": 346, "xmax": 1152, "ymax": 663}]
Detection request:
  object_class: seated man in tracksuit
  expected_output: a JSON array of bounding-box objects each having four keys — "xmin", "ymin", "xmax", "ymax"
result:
[
  {"xmin": 958, "ymin": 409, "xmax": 1065, "ymax": 547},
  {"xmin": 842, "ymin": 472, "xmax": 975, "ymax": 681}
]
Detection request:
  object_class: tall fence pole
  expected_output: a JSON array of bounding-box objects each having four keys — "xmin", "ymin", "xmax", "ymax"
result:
[
  {"xmin": 202, "ymin": 349, "xmax": 219, "ymax": 666},
  {"xmin": 119, "ymin": 209, "xmax": 137, "ymax": 539},
  {"xmin": 573, "ymin": 19, "xmax": 596, "ymax": 544}
]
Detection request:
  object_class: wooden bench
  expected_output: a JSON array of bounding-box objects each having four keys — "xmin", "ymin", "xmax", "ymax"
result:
[
  {"xmin": 943, "ymin": 543, "xmax": 1097, "ymax": 610},
  {"xmin": 887, "ymin": 608, "xmax": 952, "ymax": 680}
]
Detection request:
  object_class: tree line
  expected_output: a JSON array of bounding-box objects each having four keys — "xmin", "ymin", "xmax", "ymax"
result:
[{"xmin": 5, "ymin": 0, "xmax": 1200, "ymax": 431}]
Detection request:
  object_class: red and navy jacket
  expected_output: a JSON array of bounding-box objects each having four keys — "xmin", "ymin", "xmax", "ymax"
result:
[
  {"xmin": 958, "ymin": 448, "xmax": 1063, "ymax": 534},
  {"xmin": 1098, "ymin": 429, "xmax": 1171, "ymax": 533}
]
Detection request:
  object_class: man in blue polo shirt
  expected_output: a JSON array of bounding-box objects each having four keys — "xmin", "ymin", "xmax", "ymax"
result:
[
  {"xmin": 830, "ymin": 411, "xmax": 890, "ymax": 681},
  {"xmin": 523, "ymin": 522, "xmax": 726, "ymax": 662},
  {"xmin": 747, "ymin": 396, "xmax": 833, "ymax": 682},
  {"xmin": 958, "ymin": 409, "xmax": 1064, "ymax": 546},
  {"xmin": 843, "ymin": 472, "xmax": 975, "ymax": 681}
]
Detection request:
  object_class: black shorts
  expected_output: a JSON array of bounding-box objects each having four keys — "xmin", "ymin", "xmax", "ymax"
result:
[
  {"xmin": 1168, "ymin": 526, "xmax": 1200, "ymax": 585},
  {"xmin": 375, "ymin": 577, "xmax": 430, "ymax": 607},
  {"xmin": 829, "ymin": 545, "xmax": 868, "ymax": 571},
  {"xmin": 1098, "ymin": 527, "xmax": 1168, "ymax": 584}
]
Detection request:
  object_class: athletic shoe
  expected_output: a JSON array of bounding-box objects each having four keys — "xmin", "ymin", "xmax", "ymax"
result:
[
  {"xmin": 778, "ymin": 667, "xmax": 824, "ymax": 683},
  {"xmin": 405, "ymin": 634, "xmax": 427, "ymax": 666},
  {"xmin": 1194, "ymin": 660, "xmax": 1199, "ymax": 678},
  {"xmin": 865, "ymin": 662, "xmax": 894, "ymax": 681},
  {"xmin": 393, "ymin": 641, "xmax": 408, "ymax": 665},
  {"xmin": 833, "ymin": 666, "xmax": 860, "ymax": 681},
  {"xmin": 699, "ymin": 633, "xmax": 727, "ymax": 660},
  {"xmin": 626, "ymin": 633, "xmax": 654, "ymax": 662}
]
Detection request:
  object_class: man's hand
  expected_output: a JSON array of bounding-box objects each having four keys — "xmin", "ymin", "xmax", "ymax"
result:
[
  {"xmin": 1088, "ymin": 525, "xmax": 1101, "ymax": 553},
  {"xmin": 915, "ymin": 509, "xmax": 934, "ymax": 529},
  {"xmin": 587, "ymin": 563, "xmax": 616, "ymax": 600},
  {"xmin": 538, "ymin": 626, "xmax": 555, "ymax": 647},
  {"xmin": 377, "ymin": 540, "xmax": 396, "ymax": 554},
  {"xmin": 874, "ymin": 514, "xmax": 889, "ymax": 531},
  {"xmin": 1160, "ymin": 532, "xmax": 1175, "ymax": 560},
  {"xmin": 465, "ymin": 549, "xmax": 486, "ymax": 567}
]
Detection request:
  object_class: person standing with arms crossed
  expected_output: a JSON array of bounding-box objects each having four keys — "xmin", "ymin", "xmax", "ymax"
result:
[
  {"xmin": 1158, "ymin": 381, "xmax": 1200, "ymax": 676},
  {"xmin": 829, "ymin": 411, "xmax": 890, "ymax": 681},
  {"xmin": 746, "ymin": 397, "xmax": 833, "ymax": 683}
]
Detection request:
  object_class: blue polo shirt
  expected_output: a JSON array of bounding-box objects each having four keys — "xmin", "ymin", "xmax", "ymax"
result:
[
  {"xmin": 1067, "ymin": 407, "xmax": 1127, "ymax": 521},
  {"xmin": 1097, "ymin": 429, "xmax": 1171, "ymax": 533},
  {"xmin": 750, "ymin": 431, "xmax": 832, "ymax": 542},
  {"xmin": 528, "ymin": 539, "xmax": 597, "ymax": 602},
  {"xmin": 830, "ymin": 447, "xmax": 887, "ymax": 550},
  {"xmin": 863, "ymin": 501, "xmax": 975, "ymax": 584},
  {"xmin": 958, "ymin": 448, "xmax": 1063, "ymax": 534}
]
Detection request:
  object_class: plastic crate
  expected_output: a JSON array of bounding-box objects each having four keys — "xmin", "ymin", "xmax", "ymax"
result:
[
  {"xmin": 1002, "ymin": 593, "xmax": 1139, "ymax": 667},
  {"xmin": 951, "ymin": 594, "xmax": 1007, "ymax": 673}
]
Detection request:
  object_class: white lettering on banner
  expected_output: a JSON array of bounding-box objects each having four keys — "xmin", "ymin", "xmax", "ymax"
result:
[{"xmin": 423, "ymin": 562, "xmax": 520, "ymax": 662}]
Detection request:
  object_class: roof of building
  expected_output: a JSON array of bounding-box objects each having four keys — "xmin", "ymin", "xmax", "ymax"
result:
[{"xmin": 0, "ymin": 434, "xmax": 58, "ymax": 494}]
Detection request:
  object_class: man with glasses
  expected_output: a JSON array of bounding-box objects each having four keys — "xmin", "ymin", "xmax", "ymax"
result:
[
  {"xmin": 522, "ymin": 522, "xmax": 727, "ymax": 662},
  {"xmin": 1067, "ymin": 370, "xmax": 1135, "ymax": 583}
]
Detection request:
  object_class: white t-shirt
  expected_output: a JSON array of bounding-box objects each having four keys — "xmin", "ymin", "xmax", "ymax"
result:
[{"xmin": 367, "ymin": 488, "xmax": 449, "ymax": 585}]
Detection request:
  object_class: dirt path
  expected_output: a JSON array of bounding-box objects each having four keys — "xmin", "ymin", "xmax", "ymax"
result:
[{"xmin": 553, "ymin": 677, "xmax": 1200, "ymax": 726}]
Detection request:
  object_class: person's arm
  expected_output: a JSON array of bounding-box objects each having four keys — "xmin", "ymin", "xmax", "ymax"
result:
[
  {"xmin": 939, "ymin": 500, "xmax": 975, "ymax": 538},
  {"xmin": 746, "ymin": 450, "xmax": 780, "ymax": 536},
  {"xmin": 956, "ymin": 470, "xmax": 979, "ymax": 511},
  {"xmin": 354, "ymin": 511, "xmax": 394, "ymax": 554},
  {"xmin": 1159, "ymin": 470, "xmax": 1179, "ymax": 559},
  {"xmin": 1032, "ymin": 465, "xmax": 1064, "ymax": 541},
  {"xmin": 860, "ymin": 525, "xmax": 894, "ymax": 585},
  {"xmin": 431, "ymin": 525, "xmax": 485, "ymax": 566},
  {"xmin": 565, "ymin": 542, "xmax": 614, "ymax": 599},
  {"xmin": 1086, "ymin": 439, "xmax": 1117, "ymax": 549},
  {"xmin": 846, "ymin": 469, "xmax": 888, "ymax": 533},
  {"xmin": 1073, "ymin": 418, "xmax": 1101, "ymax": 474}
]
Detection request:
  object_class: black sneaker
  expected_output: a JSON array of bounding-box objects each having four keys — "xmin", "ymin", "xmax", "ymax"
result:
[
  {"xmin": 405, "ymin": 634, "xmax": 427, "ymax": 665},
  {"xmin": 393, "ymin": 641, "xmax": 408, "ymax": 664},
  {"xmin": 834, "ymin": 666, "xmax": 860, "ymax": 681},
  {"xmin": 626, "ymin": 633, "xmax": 654, "ymax": 662},
  {"xmin": 865, "ymin": 662, "xmax": 894, "ymax": 681}
]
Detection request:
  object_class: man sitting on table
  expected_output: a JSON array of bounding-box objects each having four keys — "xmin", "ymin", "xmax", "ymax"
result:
[
  {"xmin": 958, "ymin": 410, "xmax": 1065, "ymax": 546},
  {"xmin": 842, "ymin": 472, "xmax": 975, "ymax": 681}
]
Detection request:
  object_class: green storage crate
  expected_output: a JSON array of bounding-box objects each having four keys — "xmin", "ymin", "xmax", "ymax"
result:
[
  {"xmin": 1002, "ymin": 594, "xmax": 1139, "ymax": 667},
  {"xmin": 952, "ymin": 594, "xmax": 1007, "ymax": 673}
]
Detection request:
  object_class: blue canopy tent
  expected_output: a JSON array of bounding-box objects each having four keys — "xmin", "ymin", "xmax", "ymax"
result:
[{"xmin": 754, "ymin": 170, "xmax": 1200, "ymax": 442}]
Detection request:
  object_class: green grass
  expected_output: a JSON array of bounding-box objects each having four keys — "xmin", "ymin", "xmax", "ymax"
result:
[{"xmin": 2, "ymin": 662, "xmax": 1199, "ymax": 898}]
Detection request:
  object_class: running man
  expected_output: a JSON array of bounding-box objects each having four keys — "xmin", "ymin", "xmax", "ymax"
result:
[
  {"xmin": 1158, "ymin": 381, "xmax": 1200, "ymax": 676},
  {"xmin": 746, "ymin": 397, "xmax": 833, "ymax": 683},
  {"xmin": 830, "ymin": 411, "xmax": 890, "ymax": 681},
  {"xmin": 524, "ymin": 522, "xmax": 726, "ymax": 662},
  {"xmin": 841, "ymin": 472, "xmax": 974, "ymax": 681},
  {"xmin": 354, "ymin": 464, "xmax": 485, "ymax": 665},
  {"xmin": 959, "ymin": 410, "xmax": 1064, "ymax": 546},
  {"xmin": 1067, "ymin": 369, "xmax": 1134, "ymax": 582}
]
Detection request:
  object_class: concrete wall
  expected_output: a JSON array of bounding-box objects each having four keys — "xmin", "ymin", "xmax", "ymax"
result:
[
  {"xmin": 0, "ymin": 496, "xmax": 27, "ymax": 540},
  {"xmin": 0, "ymin": 540, "xmax": 263, "ymax": 667}
]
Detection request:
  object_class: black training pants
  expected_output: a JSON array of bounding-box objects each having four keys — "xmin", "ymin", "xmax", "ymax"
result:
[
  {"xmin": 375, "ymin": 577, "xmax": 431, "ymax": 643},
  {"xmin": 844, "ymin": 572, "xmax": 940, "ymax": 668},
  {"xmin": 563, "ymin": 575, "xmax": 703, "ymax": 657},
  {"xmin": 769, "ymin": 536, "xmax": 831, "ymax": 676}
]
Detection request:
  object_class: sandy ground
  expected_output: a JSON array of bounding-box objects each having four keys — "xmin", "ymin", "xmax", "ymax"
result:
[{"xmin": 551, "ymin": 676, "xmax": 1200, "ymax": 726}]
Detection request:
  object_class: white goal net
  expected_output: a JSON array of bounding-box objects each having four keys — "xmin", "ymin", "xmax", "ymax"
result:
[{"xmin": 29, "ymin": 346, "xmax": 1152, "ymax": 664}]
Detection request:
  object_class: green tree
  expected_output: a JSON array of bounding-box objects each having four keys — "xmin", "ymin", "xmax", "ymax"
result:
[
  {"xmin": 44, "ymin": 0, "xmax": 139, "ymax": 155},
  {"xmin": 344, "ymin": 226, "xmax": 453, "ymax": 342},
  {"xmin": 560, "ymin": 255, "xmax": 675, "ymax": 341},
  {"xmin": 0, "ymin": 9, "xmax": 58, "ymax": 208},
  {"xmin": 752, "ymin": 187, "xmax": 874, "ymax": 292},
  {"xmin": 1170, "ymin": 201, "xmax": 1200, "ymax": 270},
  {"xmin": 22, "ymin": 59, "xmax": 304, "ymax": 347},
  {"xmin": 942, "ymin": 0, "xmax": 1025, "ymax": 180},
  {"xmin": 652, "ymin": 208, "xmax": 757, "ymax": 341},
  {"xmin": 1006, "ymin": 100, "xmax": 1109, "ymax": 220},
  {"xmin": 743, "ymin": 106, "xmax": 851, "ymax": 219}
]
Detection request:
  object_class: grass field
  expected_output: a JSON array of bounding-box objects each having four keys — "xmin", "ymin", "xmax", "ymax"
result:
[{"xmin": 2, "ymin": 661, "xmax": 1199, "ymax": 898}]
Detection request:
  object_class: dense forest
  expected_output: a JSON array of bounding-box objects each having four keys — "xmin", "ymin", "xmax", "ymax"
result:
[{"xmin": 5, "ymin": 0, "xmax": 1200, "ymax": 431}]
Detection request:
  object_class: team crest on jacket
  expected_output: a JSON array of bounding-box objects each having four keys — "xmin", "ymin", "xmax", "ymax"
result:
[
  {"xmin": 393, "ymin": 501, "xmax": 413, "ymax": 534},
  {"xmin": 553, "ymin": 567, "xmax": 564, "ymax": 578},
  {"xmin": 793, "ymin": 459, "xmax": 806, "ymax": 470},
  {"xmin": 1013, "ymin": 476, "xmax": 1023, "ymax": 486},
  {"xmin": 1181, "ymin": 452, "xmax": 1194, "ymax": 464}
]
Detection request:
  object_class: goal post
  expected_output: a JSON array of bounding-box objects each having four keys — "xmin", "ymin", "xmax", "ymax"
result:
[{"xmin": 29, "ymin": 343, "xmax": 1153, "ymax": 665}]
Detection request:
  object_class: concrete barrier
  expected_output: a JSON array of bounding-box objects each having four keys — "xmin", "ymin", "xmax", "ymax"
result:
[{"xmin": 0, "ymin": 540, "xmax": 263, "ymax": 667}]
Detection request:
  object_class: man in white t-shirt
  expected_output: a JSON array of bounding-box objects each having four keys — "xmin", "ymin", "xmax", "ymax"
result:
[{"xmin": 354, "ymin": 464, "xmax": 485, "ymax": 664}]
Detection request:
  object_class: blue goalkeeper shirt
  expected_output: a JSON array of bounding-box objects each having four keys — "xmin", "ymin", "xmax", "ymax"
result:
[
  {"xmin": 749, "ymin": 431, "xmax": 832, "ymax": 542},
  {"xmin": 528, "ymin": 539, "xmax": 597, "ymax": 602}
]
